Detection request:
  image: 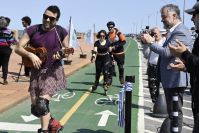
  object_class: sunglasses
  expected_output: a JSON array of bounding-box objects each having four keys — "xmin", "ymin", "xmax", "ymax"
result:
[
  {"xmin": 43, "ymin": 14, "xmax": 56, "ymax": 21},
  {"xmin": 99, "ymin": 35, "xmax": 105, "ymax": 38},
  {"xmin": 108, "ymin": 26, "xmax": 114, "ymax": 29}
]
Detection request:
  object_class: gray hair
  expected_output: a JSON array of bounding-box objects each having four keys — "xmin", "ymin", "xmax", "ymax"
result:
[
  {"xmin": 160, "ymin": 4, "xmax": 182, "ymax": 21},
  {"xmin": 151, "ymin": 26, "xmax": 160, "ymax": 31}
]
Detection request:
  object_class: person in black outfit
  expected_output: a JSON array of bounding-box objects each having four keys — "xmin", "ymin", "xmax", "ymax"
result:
[
  {"xmin": 168, "ymin": 2, "xmax": 199, "ymax": 125},
  {"xmin": 0, "ymin": 17, "xmax": 14, "ymax": 85},
  {"xmin": 91, "ymin": 30, "xmax": 112, "ymax": 95}
]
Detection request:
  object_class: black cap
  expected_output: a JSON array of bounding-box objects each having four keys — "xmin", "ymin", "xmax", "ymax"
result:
[
  {"xmin": 107, "ymin": 21, "xmax": 115, "ymax": 27},
  {"xmin": 185, "ymin": 2, "xmax": 199, "ymax": 14}
]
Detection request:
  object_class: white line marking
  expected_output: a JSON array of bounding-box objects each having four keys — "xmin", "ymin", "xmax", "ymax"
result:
[
  {"xmin": 0, "ymin": 122, "xmax": 40, "ymax": 131},
  {"xmin": 137, "ymin": 39, "xmax": 145, "ymax": 133},
  {"xmin": 183, "ymin": 100, "xmax": 191, "ymax": 103},
  {"xmin": 144, "ymin": 99, "xmax": 192, "ymax": 110},
  {"xmin": 21, "ymin": 114, "xmax": 39, "ymax": 122},
  {"xmin": 144, "ymin": 116, "xmax": 192, "ymax": 130},
  {"xmin": 183, "ymin": 115, "xmax": 193, "ymax": 120},
  {"xmin": 182, "ymin": 107, "xmax": 192, "ymax": 110},
  {"xmin": 145, "ymin": 130, "xmax": 157, "ymax": 133},
  {"xmin": 143, "ymin": 93, "xmax": 191, "ymax": 103}
]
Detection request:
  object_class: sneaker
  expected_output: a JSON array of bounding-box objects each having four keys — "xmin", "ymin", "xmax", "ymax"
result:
[
  {"xmin": 92, "ymin": 82, "xmax": 99, "ymax": 92},
  {"xmin": 48, "ymin": 117, "xmax": 63, "ymax": 133}
]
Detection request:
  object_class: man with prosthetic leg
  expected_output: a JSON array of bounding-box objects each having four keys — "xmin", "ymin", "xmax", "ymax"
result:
[
  {"xmin": 107, "ymin": 21, "xmax": 126, "ymax": 86},
  {"xmin": 15, "ymin": 5, "xmax": 68, "ymax": 133}
]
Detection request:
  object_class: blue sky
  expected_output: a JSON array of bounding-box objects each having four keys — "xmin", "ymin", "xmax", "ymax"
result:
[{"xmin": 3, "ymin": 0, "xmax": 196, "ymax": 34}]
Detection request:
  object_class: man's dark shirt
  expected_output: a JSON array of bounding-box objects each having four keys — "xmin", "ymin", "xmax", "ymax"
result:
[{"xmin": 181, "ymin": 30, "xmax": 199, "ymax": 116}]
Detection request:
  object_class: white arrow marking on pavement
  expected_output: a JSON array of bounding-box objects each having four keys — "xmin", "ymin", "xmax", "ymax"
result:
[
  {"xmin": 95, "ymin": 110, "xmax": 117, "ymax": 126},
  {"xmin": 21, "ymin": 114, "xmax": 39, "ymax": 122},
  {"xmin": 0, "ymin": 122, "xmax": 40, "ymax": 131}
]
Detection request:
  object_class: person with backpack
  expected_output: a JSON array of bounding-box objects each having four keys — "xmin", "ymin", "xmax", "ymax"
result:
[
  {"xmin": 107, "ymin": 21, "xmax": 126, "ymax": 86},
  {"xmin": 15, "ymin": 6, "xmax": 68, "ymax": 133},
  {"xmin": 21, "ymin": 16, "xmax": 32, "ymax": 77},
  {"xmin": 0, "ymin": 17, "xmax": 14, "ymax": 85}
]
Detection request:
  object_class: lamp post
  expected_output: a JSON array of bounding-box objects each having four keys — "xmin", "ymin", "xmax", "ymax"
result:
[
  {"xmin": 152, "ymin": 8, "xmax": 158, "ymax": 26},
  {"xmin": 141, "ymin": 19, "xmax": 143, "ymax": 31},
  {"xmin": 183, "ymin": 0, "xmax": 185, "ymax": 24},
  {"xmin": 136, "ymin": 21, "xmax": 138, "ymax": 34},
  {"xmin": 132, "ymin": 22, "xmax": 135, "ymax": 34},
  {"xmin": 145, "ymin": 13, "xmax": 154, "ymax": 26}
]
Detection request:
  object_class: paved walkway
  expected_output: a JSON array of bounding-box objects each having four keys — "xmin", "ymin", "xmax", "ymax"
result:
[{"xmin": 0, "ymin": 39, "xmax": 94, "ymax": 114}]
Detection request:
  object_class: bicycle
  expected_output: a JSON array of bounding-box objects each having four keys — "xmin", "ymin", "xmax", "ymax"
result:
[
  {"xmin": 51, "ymin": 92, "xmax": 75, "ymax": 102},
  {"xmin": 95, "ymin": 94, "xmax": 119, "ymax": 106}
]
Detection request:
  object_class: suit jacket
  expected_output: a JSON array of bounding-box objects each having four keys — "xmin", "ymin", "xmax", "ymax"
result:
[{"xmin": 150, "ymin": 23, "xmax": 193, "ymax": 88}]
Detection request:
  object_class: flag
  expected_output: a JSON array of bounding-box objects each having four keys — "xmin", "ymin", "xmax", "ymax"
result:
[
  {"xmin": 118, "ymin": 82, "xmax": 133, "ymax": 128},
  {"xmin": 84, "ymin": 24, "xmax": 94, "ymax": 45},
  {"xmin": 69, "ymin": 20, "xmax": 80, "ymax": 52}
]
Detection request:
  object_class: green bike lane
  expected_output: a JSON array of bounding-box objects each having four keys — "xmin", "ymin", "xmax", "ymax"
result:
[{"xmin": 0, "ymin": 38, "xmax": 140, "ymax": 133}]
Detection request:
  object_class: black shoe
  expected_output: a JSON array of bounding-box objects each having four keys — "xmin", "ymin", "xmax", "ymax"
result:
[{"xmin": 38, "ymin": 128, "xmax": 50, "ymax": 133}]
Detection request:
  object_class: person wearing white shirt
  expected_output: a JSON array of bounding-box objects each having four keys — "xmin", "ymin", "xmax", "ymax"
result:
[{"xmin": 146, "ymin": 26, "xmax": 166, "ymax": 108}]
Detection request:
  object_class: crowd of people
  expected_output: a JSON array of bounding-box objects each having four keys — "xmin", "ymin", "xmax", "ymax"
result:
[
  {"xmin": 0, "ymin": 1, "xmax": 198, "ymax": 133},
  {"xmin": 0, "ymin": 15, "xmax": 32, "ymax": 84},
  {"xmin": 140, "ymin": 2, "xmax": 199, "ymax": 133}
]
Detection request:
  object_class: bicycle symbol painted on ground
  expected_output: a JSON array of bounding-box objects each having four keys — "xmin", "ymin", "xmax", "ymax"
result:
[
  {"xmin": 95, "ymin": 94, "xmax": 119, "ymax": 106},
  {"xmin": 51, "ymin": 91, "xmax": 75, "ymax": 101}
]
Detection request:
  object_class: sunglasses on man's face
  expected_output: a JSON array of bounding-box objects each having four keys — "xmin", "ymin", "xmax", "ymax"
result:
[
  {"xmin": 43, "ymin": 14, "xmax": 56, "ymax": 21},
  {"xmin": 108, "ymin": 26, "xmax": 114, "ymax": 29},
  {"xmin": 99, "ymin": 35, "xmax": 105, "ymax": 38}
]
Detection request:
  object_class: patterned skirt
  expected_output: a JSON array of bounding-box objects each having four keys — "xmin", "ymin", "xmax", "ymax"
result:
[{"xmin": 28, "ymin": 61, "xmax": 67, "ymax": 97}]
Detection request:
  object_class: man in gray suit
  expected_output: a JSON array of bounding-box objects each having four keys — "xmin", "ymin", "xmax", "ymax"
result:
[{"xmin": 140, "ymin": 4, "xmax": 193, "ymax": 133}]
